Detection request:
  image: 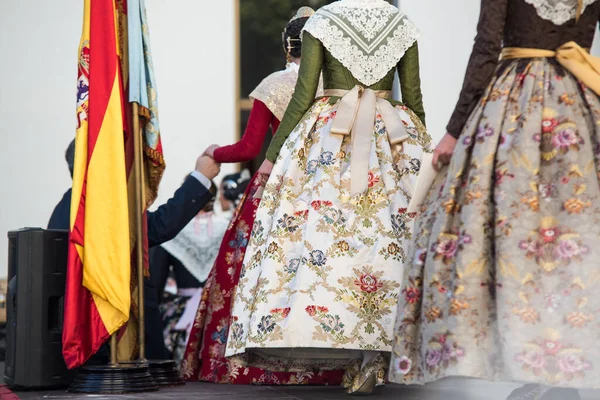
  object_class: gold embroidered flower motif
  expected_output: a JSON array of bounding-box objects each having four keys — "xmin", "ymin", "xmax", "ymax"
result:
[
  {"xmin": 521, "ymin": 196, "xmax": 540, "ymax": 212},
  {"xmin": 442, "ymin": 198, "xmax": 458, "ymax": 214},
  {"xmin": 388, "ymin": 242, "xmax": 401, "ymax": 255},
  {"xmin": 449, "ymin": 299, "xmax": 470, "ymax": 316},
  {"xmin": 566, "ymin": 312, "xmax": 593, "ymax": 328},
  {"xmin": 337, "ymin": 241, "xmax": 350, "ymax": 252},
  {"xmin": 513, "ymin": 307, "xmax": 540, "ymax": 324},
  {"xmin": 563, "ymin": 198, "xmax": 590, "ymax": 214},
  {"xmin": 425, "ymin": 306, "xmax": 442, "ymax": 322}
]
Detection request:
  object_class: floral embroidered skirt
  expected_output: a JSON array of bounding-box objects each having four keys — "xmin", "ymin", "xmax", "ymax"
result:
[
  {"xmin": 180, "ymin": 171, "xmax": 344, "ymax": 384},
  {"xmin": 390, "ymin": 59, "xmax": 600, "ymax": 389},
  {"xmin": 160, "ymin": 291, "xmax": 194, "ymax": 363},
  {"xmin": 225, "ymin": 97, "xmax": 431, "ymax": 372}
]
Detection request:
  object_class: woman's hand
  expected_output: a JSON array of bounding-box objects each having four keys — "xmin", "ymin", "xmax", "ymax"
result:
[
  {"xmin": 432, "ymin": 133, "xmax": 457, "ymax": 171},
  {"xmin": 257, "ymin": 159, "xmax": 274, "ymax": 186},
  {"xmin": 203, "ymin": 144, "xmax": 220, "ymax": 158}
]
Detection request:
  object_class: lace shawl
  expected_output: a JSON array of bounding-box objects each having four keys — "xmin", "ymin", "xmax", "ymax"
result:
[
  {"xmin": 160, "ymin": 214, "xmax": 230, "ymax": 284},
  {"xmin": 303, "ymin": 0, "xmax": 420, "ymax": 86}
]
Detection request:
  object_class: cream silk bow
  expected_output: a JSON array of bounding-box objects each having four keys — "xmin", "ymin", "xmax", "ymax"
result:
[{"xmin": 325, "ymin": 85, "xmax": 411, "ymax": 196}]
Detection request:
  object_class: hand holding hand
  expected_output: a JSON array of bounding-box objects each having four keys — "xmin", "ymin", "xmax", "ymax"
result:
[
  {"xmin": 432, "ymin": 133, "xmax": 457, "ymax": 171},
  {"xmin": 203, "ymin": 144, "xmax": 220, "ymax": 159},
  {"xmin": 257, "ymin": 159, "xmax": 274, "ymax": 186},
  {"xmin": 195, "ymin": 155, "xmax": 221, "ymax": 180}
]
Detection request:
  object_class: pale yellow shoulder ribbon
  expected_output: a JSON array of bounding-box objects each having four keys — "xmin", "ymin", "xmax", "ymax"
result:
[{"xmin": 501, "ymin": 41, "xmax": 600, "ymax": 96}]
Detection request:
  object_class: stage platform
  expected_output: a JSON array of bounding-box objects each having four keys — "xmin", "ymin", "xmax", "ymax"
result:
[
  {"xmin": 8, "ymin": 379, "xmax": 600, "ymax": 400},
  {"xmin": 2, "ymin": 361, "xmax": 599, "ymax": 400}
]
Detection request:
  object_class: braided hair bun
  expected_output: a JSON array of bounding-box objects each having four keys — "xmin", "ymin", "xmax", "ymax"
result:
[{"xmin": 283, "ymin": 7, "xmax": 315, "ymax": 59}]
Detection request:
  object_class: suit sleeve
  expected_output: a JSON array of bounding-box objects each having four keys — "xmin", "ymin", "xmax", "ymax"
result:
[
  {"xmin": 147, "ymin": 176, "xmax": 214, "ymax": 247},
  {"xmin": 446, "ymin": 0, "xmax": 509, "ymax": 138},
  {"xmin": 213, "ymin": 100, "xmax": 275, "ymax": 164}
]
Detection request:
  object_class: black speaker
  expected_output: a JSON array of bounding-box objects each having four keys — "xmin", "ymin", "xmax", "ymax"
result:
[{"xmin": 5, "ymin": 228, "xmax": 74, "ymax": 389}]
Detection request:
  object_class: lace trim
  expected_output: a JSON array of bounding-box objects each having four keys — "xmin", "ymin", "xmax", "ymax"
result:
[
  {"xmin": 523, "ymin": 0, "xmax": 599, "ymax": 25},
  {"xmin": 249, "ymin": 64, "xmax": 300, "ymax": 121},
  {"xmin": 249, "ymin": 64, "xmax": 323, "ymax": 121},
  {"xmin": 337, "ymin": 0, "xmax": 390, "ymax": 9},
  {"xmin": 304, "ymin": 4, "xmax": 419, "ymax": 86},
  {"xmin": 161, "ymin": 216, "xmax": 230, "ymax": 283}
]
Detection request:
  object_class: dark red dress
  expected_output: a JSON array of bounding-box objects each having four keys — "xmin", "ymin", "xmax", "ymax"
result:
[{"xmin": 181, "ymin": 99, "xmax": 344, "ymax": 385}]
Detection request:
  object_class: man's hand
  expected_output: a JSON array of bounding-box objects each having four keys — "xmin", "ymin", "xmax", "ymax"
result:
[
  {"xmin": 203, "ymin": 144, "xmax": 220, "ymax": 158},
  {"xmin": 432, "ymin": 133, "xmax": 458, "ymax": 171},
  {"xmin": 195, "ymin": 155, "xmax": 221, "ymax": 180}
]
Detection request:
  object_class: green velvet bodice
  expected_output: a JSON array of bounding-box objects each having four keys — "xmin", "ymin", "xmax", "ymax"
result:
[{"xmin": 266, "ymin": 32, "xmax": 426, "ymax": 162}]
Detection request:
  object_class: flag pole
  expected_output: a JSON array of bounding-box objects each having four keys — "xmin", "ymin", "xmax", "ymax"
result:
[
  {"xmin": 132, "ymin": 101, "xmax": 147, "ymax": 362},
  {"xmin": 110, "ymin": 334, "xmax": 118, "ymax": 366}
]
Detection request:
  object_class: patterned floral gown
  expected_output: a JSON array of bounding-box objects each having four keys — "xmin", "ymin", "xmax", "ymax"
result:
[
  {"xmin": 180, "ymin": 64, "xmax": 343, "ymax": 384},
  {"xmin": 390, "ymin": 0, "xmax": 600, "ymax": 390},
  {"xmin": 225, "ymin": 0, "xmax": 431, "ymax": 372}
]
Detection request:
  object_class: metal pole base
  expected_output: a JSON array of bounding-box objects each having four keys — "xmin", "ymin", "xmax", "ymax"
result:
[
  {"xmin": 149, "ymin": 360, "xmax": 186, "ymax": 387},
  {"xmin": 123, "ymin": 360, "xmax": 185, "ymax": 387},
  {"xmin": 68, "ymin": 364, "xmax": 159, "ymax": 394}
]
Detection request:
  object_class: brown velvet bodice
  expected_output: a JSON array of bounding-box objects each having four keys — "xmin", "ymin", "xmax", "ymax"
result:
[{"xmin": 447, "ymin": 0, "xmax": 600, "ymax": 137}]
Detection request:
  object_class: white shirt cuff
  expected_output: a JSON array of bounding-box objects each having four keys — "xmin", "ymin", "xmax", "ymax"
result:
[{"xmin": 190, "ymin": 171, "xmax": 212, "ymax": 190}]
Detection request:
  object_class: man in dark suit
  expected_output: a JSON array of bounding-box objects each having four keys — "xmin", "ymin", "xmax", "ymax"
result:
[
  {"xmin": 49, "ymin": 139, "xmax": 220, "ymax": 361},
  {"xmin": 48, "ymin": 139, "xmax": 220, "ymax": 246}
]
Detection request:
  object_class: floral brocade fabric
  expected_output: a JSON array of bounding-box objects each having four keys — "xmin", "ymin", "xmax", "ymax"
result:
[
  {"xmin": 390, "ymin": 59, "xmax": 600, "ymax": 389},
  {"xmin": 225, "ymin": 97, "xmax": 431, "ymax": 370},
  {"xmin": 180, "ymin": 172, "xmax": 344, "ymax": 384}
]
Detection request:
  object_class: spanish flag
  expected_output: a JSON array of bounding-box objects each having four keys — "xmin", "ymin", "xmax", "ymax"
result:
[{"xmin": 62, "ymin": 0, "xmax": 132, "ymax": 369}]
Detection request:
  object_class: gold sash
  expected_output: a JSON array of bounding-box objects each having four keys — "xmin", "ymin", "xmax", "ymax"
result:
[
  {"xmin": 407, "ymin": 40, "xmax": 599, "ymax": 214},
  {"xmin": 324, "ymin": 86, "xmax": 410, "ymax": 196},
  {"xmin": 501, "ymin": 42, "xmax": 600, "ymax": 96}
]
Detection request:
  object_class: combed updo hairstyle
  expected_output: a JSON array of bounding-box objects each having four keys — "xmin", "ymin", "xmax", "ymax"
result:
[{"xmin": 282, "ymin": 16, "xmax": 310, "ymax": 59}]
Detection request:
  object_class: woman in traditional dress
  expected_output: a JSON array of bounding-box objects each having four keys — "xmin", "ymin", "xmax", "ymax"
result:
[
  {"xmin": 390, "ymin": 1, "xmax": 600, "ymax": 399},
  {"xmin": 152, "ymin": 181, "xmax": 229, "ymax": 362},
  {"xmin": 180, "ymin": 8, "xmax": 344, "ymax": 385},
  {"xmin": 224, "ymin": 0, "xmax": 431, "ymax": 395}
]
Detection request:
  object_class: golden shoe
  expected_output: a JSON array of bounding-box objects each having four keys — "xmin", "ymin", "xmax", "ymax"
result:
[
  {"xmin": 346, "ymin": 353, "xmax": 387, "ymax": 396},
  {"xmin": 342, "ymin": 359, "xmax": 361, "ymax": 389},
  {"xmin": 346, "ymin": 372, "xmax": 376, "ymax": 396}
]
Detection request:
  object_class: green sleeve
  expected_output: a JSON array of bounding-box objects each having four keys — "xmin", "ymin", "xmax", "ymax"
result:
[
  {"xmin": 266, "ymin": 32, "xmax": 323, "ymax": 163},
  {"xmin": 397, "ymin": 42, "xmax": 426, "ymax": 126}
]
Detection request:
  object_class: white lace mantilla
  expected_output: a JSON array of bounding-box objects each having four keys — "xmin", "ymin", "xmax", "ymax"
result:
[
  {"xmin": 524, "ymin": 0, "xmax": 599, "ymax": 25},
  {"xmin": 303, "ymin": 0, "xmax": 420, "ymax": 86},
  {"xmin": 249, "ymin": 63, "xmax": 324, "ymax": 121}
]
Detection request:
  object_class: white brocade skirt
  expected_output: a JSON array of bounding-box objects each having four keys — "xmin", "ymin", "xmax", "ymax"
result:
[{"xmin": 224, "ymin": 97, "xmax": 432, "ymax": 371}]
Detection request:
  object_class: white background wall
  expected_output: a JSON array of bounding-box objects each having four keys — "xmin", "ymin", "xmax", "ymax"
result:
[
  {"xmin": 0, "ymin": 1, "xmax": 236, "ymax": 278},
  {"xmin": 399, "ymin": 0, "xmax": 600, "ymax": 143}
]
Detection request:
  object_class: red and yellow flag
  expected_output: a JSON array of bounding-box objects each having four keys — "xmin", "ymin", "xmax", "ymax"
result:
[{"xmin": 62, "ymin": 0, "xmax": 132, "ymax": 369}]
